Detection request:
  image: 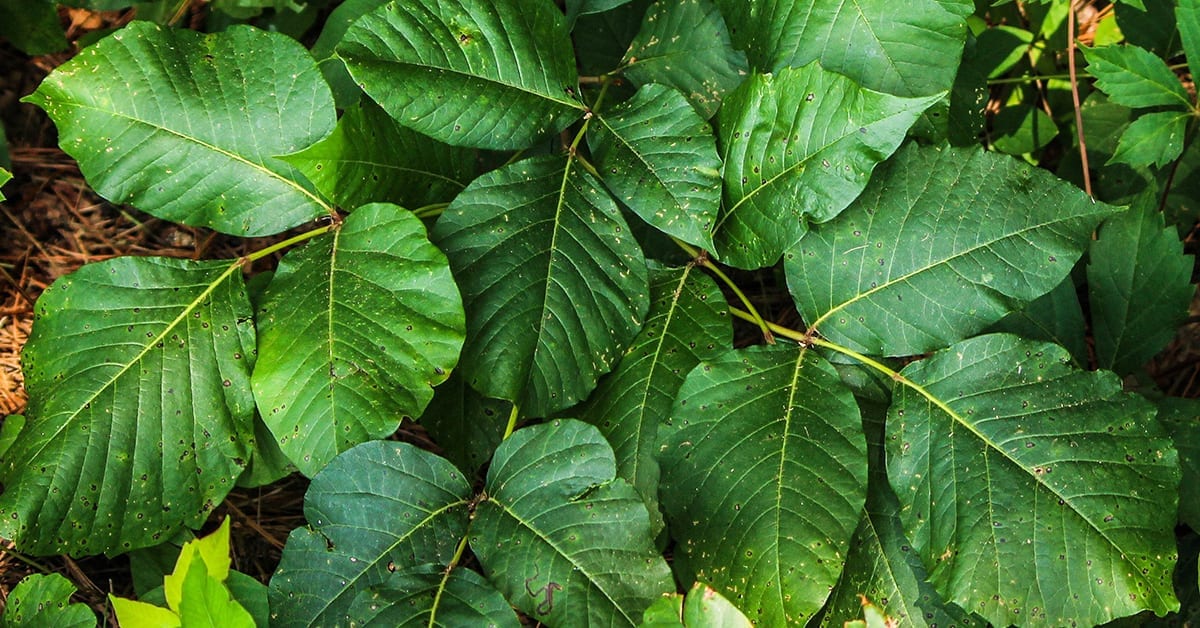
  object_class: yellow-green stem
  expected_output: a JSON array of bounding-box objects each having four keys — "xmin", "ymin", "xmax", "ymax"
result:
[
  {"xmin": 414, "ymin": 202, "xmax": 449, "ymax": 219},
  {"xmin": 244, "ymin": 223, "xmax": 337, "ymax": 264},
  {"xmin": 428, "ymin": 533, "xmax": 471, "ymax": 627},
  {"xmin": 675, "ymin": 239, "xmax": 775, "ymax": 343},
  {"xmin": 501, "ymin": 403, "xmax": 520, "ymax": 441}
]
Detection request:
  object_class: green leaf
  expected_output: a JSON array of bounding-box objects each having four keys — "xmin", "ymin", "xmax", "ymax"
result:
[
  {"xmin": 2, "ymin": 574, "xmax": 96, "ymax": 627},
  {"xmin": 973, "ymin": 25, "xmax": 1034, "ymax": 79},
  {"xmin": 432, "ymin": 156, "xmax": 648, "ymax": 416},
  {"xmin": 589, "ymin": 84, "xmax": 723, "ymax": 250},
  {"xmin": 567, "ymin": 0, "xmax": 633, "ymax": 23},
  {"xmin": 715, "ymin": 65, "xmax": 939, "ymax": 269},
  {"xmin": 1178, "ymin": 0, "xmax": 1200, "ymax": 75},
  {"xmin": 1158, "ymin": 398, "xmax": 1200, "ymax": 532},
  {"xmin": 620, "ymin": 0, "xmax": 748, "ymax": 119},
  {"xmin": 110, "ymin": 597, "xmax": 181, "ymax": 628},
  {"xmin": 642, "ymin": 582, "xmax": 753, "ymax": 627},
  {"xmin": 471, "ymin": 419, "xmax": 673, "ymax": 626},
  {"xmin": 1088, "ymin": 203, "xmax": 1195, "ymax": 375},
  {"xmin": 786, "ymin": 143, "xmax": 1121, "ymax": 357},
  {"xmin": 310, "ymin": 0, "xmax": 387, "ymax": 107},
  {"xmin": 888, "ymin": 334, "xmax": 1181, "ymax": 626},
  {"xmin": 419, "ymin": 371, "xmax": 508, "ymax": 476},
  {"xmin": 1115, "ymin": 0, "xmax": 1181, "ymax": 58},
  {"xmin": 164, "ymin": 517, "xmax": 233, "ymax": 611},
  {"xmin": 573, "ymin": 0, "xmax": 652, "ymax": 76},
  {"xmin": 713, "ymin": 0, "xmax": 967, "ymax": 98},
  {"xmin": 252, "ymin": 204, "xmax": 464, "ymax": 477},
  {"xmin": 176, "ymin": 556, "xmax": 255, "ymax": 628},
  {"xmin": 0, "ymin": 167, "xmax": 8, "ymax": 202},
  {"xmin": 988, "ymin": 275, "xmax": 1088, "ymax": 367},
  {"xmin": 22, "ymin": 22, "xmax": 335, "ymax": 237},
  {"xmin": 1110, "ymin": 111, "xmax": 1190, "ymax": 169},
  {"xmin": 991, "ymin": 105, "xmax": 1059, "ymax": 156},
  {"xmin": 338, "ymin": 0, "xmax": 584, "ymax": 150},
  {"xmin": 572, "ymin": 264, "xmax": 730, "ymax": 533},
  {"xmin": 658, "ymin": 345, "xmax": 868, "ymax": 625},
  {"xmin": 1082, "ymin": 44, "xmax": 1192, "ymax": 109},
  {"xmin": 269, "ymin": 441, "xmax": 472, "ymax": 626},
  {"xmin": 348, "ymin": 565, "xmax": 521, "ymax": 627},
  {"xmin": 2, "ymin": 257, "xmax": 255, "ymax": 556},
  {"xmin": 281, "ymin": 100, "xmax": 475, "ymax": 211},
  {"xmin": 0, "ymin": 0, "xmax": 68, "ymax": 55},
  {"xmin": 0, "ymin": 414, "xmax": 23, "ymax": 460}
]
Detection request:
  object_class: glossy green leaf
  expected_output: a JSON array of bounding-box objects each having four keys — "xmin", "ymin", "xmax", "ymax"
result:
[
  {"xmin": 471, "ymin": 419, "xmax": 673, "ymax": 626},
  {"xmin": 252, "ymin": 204, "xmax": 464, "ymax": 477},
  {"xmin": 0, "ymin": 0, "xmax": 68, "ymax": 55},
  {"xmin": 620, "ymin": 0, "xmax": 748, "ymax": 119},
  {"xmin": 419, "ymin": 371, "xmax": 507, "ymax": 476},
  {"xmin": 589, "ymin": 84, "xmax": 723, "ymax": 250},
  {"xmin": 269, "ymin": 441, "xmax": 472, "ymax": 627},
  {"xmin": 567, "ymin": 0, "xmax": 634, "ymax": 23},
  {"xmin": 1158, "ymin": 398, "xmax": 1200, "ymax": 532},
  {"xmin": 338, "ymin": 0, "xmax": 584, "ymax": 150},
  {"xmin": 888, "ymin": 334, "xmax": 1180, "ymax": 626},
  {"xmin": 1088, "ymin": 204, "xmax": 1194, "ymax": 375},
  {"xmin": 2, "ymin": 257, "xmax": 255, "ymax": 556},
  {"xmin": 1082, "ymin": 44, "xmax": 1192, "ymax": 109},
  {"xmin": 2, "ymin": 574, "xmax": 96, "ymax": 627},
  {"xmin": 281, "ymin": 100, "xmax": 475, "ymax": 211},
  {"xmin": 573, "ymin": 0, "xmax": 652, "ymax": 76},
  {"xmin": 348, "ymin": 565, "xmax": 520, "ymax": 627},
  {"xmin": 713, "ymin": 0, "xmax": 967, "ymax": 98},
  {"xmin": 572, "ymin": 264, "xmax": 730, "ymax": 532},
  {"xmin": 787, "ymin": 143, "xmax": 1121, "ymax": 357},
  {"xmin": 22, "ymin": 22, "xmax": 335, "ymax": 237},
  {"xmin": 988, "ymin": 275, "xmax": 1088, "ymax": 367},
  {"xmin": 642, "ymin": 582, "xmax": 753, "ymax": 627},
  {"xmin": 432, "ymin": 156, "xmax": 648, "ymax": 416},
  {"xmin": 658, "ymin": 345, "xmax": 868, "ymax": 625},
  {"xmin": 310, "ymin": 0, "xmax": 387, "ymax": 107},
  {"xmin": 715, "ymin": 65, "xmax": 939, "ymax": 269},
  {"xmin": 1110, "ymin": 111, "xmax": 1190, "ymax": 169}
]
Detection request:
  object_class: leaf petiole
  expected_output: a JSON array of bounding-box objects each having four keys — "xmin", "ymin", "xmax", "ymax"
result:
[
  {"xmin": 242, "ymin": 222, "xmax": 338, "ymax": 264},
  {"xmin": 677, "ymin": 239, "xmax": 774, "ymax": 343}
]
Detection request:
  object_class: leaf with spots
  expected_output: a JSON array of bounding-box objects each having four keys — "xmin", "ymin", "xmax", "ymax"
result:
[
  {"xmin": 269, "ymin": 441, "xmax": 472, "ymax": 627},
  {"xmin": 2, "ymin": 257, "xmax": 256, "ymax": 556},
  {"xmin": 251, "ymin": 204, "xmax": 464, "ymax": 477},
  {"xmin": 657, "ymin": 345, "xmax": 868, "ymax": 625},
  {"xmin": 715, "ymin": 64, "xmax": 940, "ymax": 269},
  {"xmin": 21, "ymin": 22, "xmax": 336, "ymax": 237},
  {"xmin": 589, "ymin": 84, "xmax": 723, "ymax": 250},
  {"xmin": 471, "ymin": 419, "xmax": 673, "ymax": 626},
  {"xmin": 2, "ymin": 574, "xmax": 96, "ymax": 627},
  {"xmin": 786, "ymin": 143, "xmax": 1121, "ymax": 357},
  {"xmin": 338, "ymin": 0, "xmax": 584, "ymax": 150},
  {"xmin": 431, "ymin": 155, "xmax": 648, "ymax": 417},
  {"xmin": 887, "ymin": 333, "xmax": 1180, "ymax": 626}
]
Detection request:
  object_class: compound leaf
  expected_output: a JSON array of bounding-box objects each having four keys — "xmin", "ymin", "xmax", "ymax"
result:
[
  {"xmin": 338, "ymin": 0, "xmax": 584, "ymax": 150},
  {"xmin": 658, "ymin": 345, "xmax": 868, "ymax": 625},
  {"xmin": 2, "ymin": 574, "xmax": 96, "ymax": 627},
  {"xmin": 348, "ymin": 565, "xmax": 520, "ymax": 627},
  {"xmin": 432, "ymin": 156, "xmax": 648, "ymax": 416},
  {"xmin": 3, "ymin": 257, "xmax": 256, "ymax": 556},
  {"xmin": 589, "ymin": 84, "xmax": 723, "ymax": 250},
  {"xmin": 716, "ymin": 64, "xmax": 939, "ymax": 269},
  {"xmin": 787, "ymin": 143, "xmax": 1121, "ymax": 357},
  {"xmin": 1082, "ymin": 44, "xmax": 1192, "ymax": 109},
  {"xmin": 252, "ymin": 204, "xmax": 464, "ymax": 477},
  {"xmin": 22, "ymin": 22, "xmax": 335, "ymax": 237},
  {"xmin": 471, "ymin": 419, "xmax": 673, "ymax": 626},
  {"xmin": 269, "ymin": 441, "xmax": 472, "ymax": 627},
  {"xmin": 888, "ymin": 334, "xmax": 1180, "ymax": 626}
]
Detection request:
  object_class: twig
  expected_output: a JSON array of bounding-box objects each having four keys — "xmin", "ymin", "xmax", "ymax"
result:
[{"xmin": 1068, "ymin": 0, "xmax": 1094, "ymax": 197}]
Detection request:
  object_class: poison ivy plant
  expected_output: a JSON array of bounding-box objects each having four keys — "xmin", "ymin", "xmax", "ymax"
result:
[
  {"xmin": 0, "ymin": 573, "xmax": 95, "ymax": 627},
  {"xmin": 8, "ymin": 0, "xmax": 1200, "ymax": 626}
]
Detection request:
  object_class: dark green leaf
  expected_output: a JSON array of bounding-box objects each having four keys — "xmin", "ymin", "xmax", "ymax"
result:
[
  {"xmin": 432, "ymin": 156, "xmax": 648, "ymax": 416},
  {"xmin": 349, "ymin": 565, "xmax": 520, "ymax": 627},
  {"xmin": 988, "ymin": 275, "xmax": 1088, "ymax": 367},
  {"xmin": 1178, "ymin": 0, "xmax": 1200, "ymax": 75},
  {"xmin": 235, "ymin": 414, "xmax": 296, "ymax": 488},
  {"xmin": 0, "ymin": 0, "xmax": 68, "ymax": 55},
  {"xmin": 22, "ymin": 23, "xmax": 336, "ymax": 236},
  {"xmin": 1115, "ymin": 0, "xmax": 1181, "ymax": 58},
  {"xmin": 1088, "ymin": 203, "xmax": 1194, "ymax": 375},
  {"xmin": 1082, "ymin": 44, "xmax": 1192, "ymax": 109},
  {"xmin": 888, "ymin": 334, "xmax": 1180, "ymax": 626},
  {"xmin": 269, "ymin": 441, "xmax": 472, "ymax": 627},
  {"xmin": 572, "ymin": 0, "xmax": 652, "ymax": 76},
  {"xmin": 658, "ymin": 345, "xmax": 867, "ymax": 625},
  {"xmin": 338, "ymin": 0, "xmax": 584, "ymax": 150},
  {"xmin": 642, "ymin": 581, "xmax": 753, "ymax": 627},
  {"xmin": 589, "ymin": 84, "xmax": 723, "ymax": 250},
  {"xmin": 310, "ymin": 0, "xmax": 387, "ymax": 107},
  {"xmin": 991, "ymin": 105, "xmax": 1059, "ymax": 156},
  {"xmin": 787, "ymin": 143, "xmax": 1120, "ymax": 357},
  {"xmin": 716, "ymin": 65, "xmax": 939, "ymax": 269},
  {"xmin": 1110, "ymin": 111, "xmax": 1190, "ymax": 169},
  {"xmin": 567, "ymin": 0, "xmax": 633, "ymax": 23},
  {"xmin": 252, "ymin": 205, "xmax": 465, "ymax": 476},
  {"xmin": 2, "ymin": 257, "xmax": 254, "ymax": 556},
  {"xmin": 1157, "ymin": 398, "xmax": 1200, "ymax": 532},
  {"xmin": 472, "ymin": 419, "xmax": 673, "ymax": 626},
  {"xmin": 1, "ymin": 574, "xmax": 96, "ymax": 627},
  {"xmin": 973, "ymin": 25, "xmax": 1034, "ymax": 79},
  {"xmin": 419, "ymin": 371, "xmax": 508, "ymax": 477}
]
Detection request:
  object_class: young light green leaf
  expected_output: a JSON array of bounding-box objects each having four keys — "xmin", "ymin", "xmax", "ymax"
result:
[
  {"xmin": 787, "ymin": 143, "xmax": 1120, "ymax": 357},
  {"xmin": 589, "ymin": 84, "xmax": 723, "ymax": 250},
  {"xmin": 269, "ymin": 441, "xmax": 472, "ymax": 627},
  {"xmin": 0, "ymin": 167, "xmax": 10, "ymax": 202},
  {"xmin": 419, "ymin": 371, "xmax": 508, "ymax": 477},
  {"xmin": 338, "ymin": 0, "xmax": 584, "ymax": 150},
  {"xmin": 1109, "ymin": 111, "xmax": 1190, "ymax": 169},
  {"xmin": 716, "ymin": 65, "xmax": 940, "ymax": 269},
  {"xmin": 176, "ymin": 557, "xmax": 255, "ymax": 628},
  {"xmin": 988, "ymin": 275, "xmax": 1088, "ymax": 367},
  {"xmin": 2, "ymin": 574, "xmax": 96, "ymax": 627},
  {"xmin": 281, "ymin": 100, "xmax": 475, "ymax": 211},
  {"xmin": 2, "ymin": 257, "xmax": 255, "ymax": 556},
  {"xmin": 1088, "ymin": 203, "xmax": 1195, "ymax": 375},
  {"xmin": 472, "ymin": 419, "xmax": 674, "ymax": 626},
  {"xmin": 22, "ymin": 22, "xmax": 335, "ymax": 237},
  {"xmin": 888, "ymin": 334, "xmax": 1181, "ymax": 626},
  {"xmin": 252, "ymin": 204, "xmax": 464, "ymax": 477},
  {"xmin": 658, "ymin": 345, "xmax": 868, "ymax": 626},
  {"xmin": 620, "ymin": 0, "xmax": 748, "ymax": 119},
  {"xmin": 713, "ymin": 0, "xmax": 967, "ymax": 98},
  {"xmin": 1082, "ymin": 44, "xmax": 1192, "ymax": 109},
  {"xmin": 572, "ymin": 264, "xmax": 730, "ymax": 534},
  {"xmin": 432, "ymin": 156, "xmax": 648, "ymax": 416},
  {"xmin": 348, "ymin": 565, "xmax": 521, "ymax": 627}
]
